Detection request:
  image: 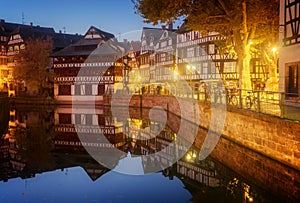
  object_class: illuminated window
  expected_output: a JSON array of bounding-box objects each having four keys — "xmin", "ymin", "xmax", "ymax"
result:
[
  {"xmin": 208, "ymin": 44, "xmax": 215, "ymax": 54},
  {"xmin": 224, "ymin": 62, "xmax": 236, "ymax": 73}
]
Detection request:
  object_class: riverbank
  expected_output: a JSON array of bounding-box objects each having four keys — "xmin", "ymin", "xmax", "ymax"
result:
[
  {"xmin": 111, "ymin": 94, "xmax": 300, "ymax": 171},
  {"xmin": 9, "ymin": 96, "xmax": 57, "ymax": 106}
]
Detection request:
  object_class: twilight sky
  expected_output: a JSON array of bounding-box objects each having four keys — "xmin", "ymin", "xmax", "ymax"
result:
[{"xmin": 0, "ymin": 0, "xmax": 156, "ymax": 37}]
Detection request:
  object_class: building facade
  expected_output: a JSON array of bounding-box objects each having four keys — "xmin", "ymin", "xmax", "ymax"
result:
[
  {"xmin": 51, "ymin": 26, "xmax": 128, "ymax": 104},
  {"xmin": 0, "ymin": 19, "xmax": 81, "ymax": 97},
  {"xmin": 279, "ymin": 0, "xmax": 300, "ymax": 103}
]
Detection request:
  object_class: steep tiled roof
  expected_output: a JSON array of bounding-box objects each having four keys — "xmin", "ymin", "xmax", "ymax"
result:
[
  {"xmin": 84, "ymin": 26, "xmax": 114, "ymax": 41},
  {"xmin": 51, "ymin": 26, "xmax": 116, "ymax": 57},
  {"xmin": 52, "ymin": 33, "xmax": 82, "ymax": 52},
  {"xmin": 141, "ymin": 27, "xmax": 164, "ymax": 46},
  {"xmin": 10, "ymin": 25, "xmax": 55, "ymax": 41},
  {"xmin": 129, "ymin": 41, "xmax": 142, "ymax": 52},
  {"xmin": 0, "ymin": 20, "xmax": 23, "ymax": 37}
]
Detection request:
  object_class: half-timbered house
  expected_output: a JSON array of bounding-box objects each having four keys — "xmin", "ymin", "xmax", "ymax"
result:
[
  {"xmin": 51, "ymin": 26, "xmax": 128, "ymax": 104},
  {"xmin": 176, "ymin": 25, "xmax": 237, "ymax": 94},
  {"xmin": 138, "ymin": 27, "xmax": 164, "ymax": 94},
  {"xmin": 279, "ymin": 0, "xmax": 300, "ymax": 103}
]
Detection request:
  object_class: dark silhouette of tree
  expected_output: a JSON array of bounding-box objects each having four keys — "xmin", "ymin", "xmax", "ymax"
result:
[
  {"xmin": 15, "ymin": 111, "xmax": 55, "ymax": 171},
  {"xmin": 133, "ymin": 0, "xmax": 279, "ymax": 90},
  {"xmin": 14, "ymin": 37, "xmax": 54, "ymax": 95}
]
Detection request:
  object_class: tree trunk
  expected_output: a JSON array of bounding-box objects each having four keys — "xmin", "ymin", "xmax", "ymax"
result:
[
  {"xmin": 237, "ymin": 45, "xmax": 252, "ymax": 91},
  {"xmin": 265, "ymin": 58, "xmax": 279, "ymax": 92}
]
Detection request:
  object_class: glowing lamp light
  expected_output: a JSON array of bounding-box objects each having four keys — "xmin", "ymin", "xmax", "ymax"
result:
[
  {"xmin": 173, "ymin": 71, "xmax": 179, "ymax": 80},
  {"xmin": 192, "ymin": 152, "xmax": 197, "ymax": 158}
]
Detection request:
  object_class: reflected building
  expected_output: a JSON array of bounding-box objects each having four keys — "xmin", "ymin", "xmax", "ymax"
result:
[{"xmin": 0, "ymin": 104, "xmax": 299, "ymax": 202}]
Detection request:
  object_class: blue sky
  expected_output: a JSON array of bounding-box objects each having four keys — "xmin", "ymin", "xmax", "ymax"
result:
[{"xmin": 0, "ymin": 0, "xmax": 154, "ymax": 36}]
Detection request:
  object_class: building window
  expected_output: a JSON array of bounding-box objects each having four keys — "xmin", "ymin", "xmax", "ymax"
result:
[
  {"xmin": 85, "ymin": 84, "xmax": 92, "ymax": 95},
  {"xmin": 202, "ymin": 63, "xmax": 208, "ymax": 74},
  {"xmin": 59, "ymin": 113, "xmax": 71, "ymax": 124},
  {"xmin": 200, "ymin": 46, "xmax": 206, "ymax": 56},
  {"xmin": 187, "ymin": 47, "xmax": 194, "ymax": 58},
  {"xmin": 178, "ymin": 35, "xmax": 182, "ymax": 43},
  {"xmin": 224, "ymin": 62, "xmax": 236, "ymax": 73},
  {"xmin": 286, "ymin": 65, "xmax": 299, "ymax": 96},
  {"xmin": 86, "ymin": 114, "xmax": 93, "ymax": 125},
  {"xmin": 98, "ymin": 84, "xmax": 105, "ymax": 95},
  {"xmin": 161, "ymin": 41, "xmax": 167, "ymax": 48},
  {"xmin": 208, "ymin": 44, "xmax": 215, "ymax": 54},
  {"xmin": 1, "ymin": 70, "xmax": 8, "ymax": 77},
  {"xmin": 75, "ymin": 85, "xmax": 81, "ymax": 95},
  {"xmin": 75, "ymin": 114, "xmax": 81, "ymax": 124},
  {"xmin": 58, "ymin": 85, "xmax": 71, "ymax": 95},
  {"xmin": 160, "ymin": 53, "xmax": 166, "ymax": 62},
  {"xmin": 98, "ymin": 115, "xmax": 105, "ymax": 126},
  {"xmin": 284, "ymin": 0, "xmax": 300, "ymax": 45}
]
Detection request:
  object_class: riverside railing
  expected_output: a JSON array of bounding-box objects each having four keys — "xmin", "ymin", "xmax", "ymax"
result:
[{"xmin": 130, "ymin": 86, "xmax": 300, "ymax": 122}]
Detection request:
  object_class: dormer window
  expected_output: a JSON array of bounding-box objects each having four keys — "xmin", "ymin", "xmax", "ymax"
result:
[{"xmin": 12, "ymin": 34, "xmax": 21, "ymax": 40}]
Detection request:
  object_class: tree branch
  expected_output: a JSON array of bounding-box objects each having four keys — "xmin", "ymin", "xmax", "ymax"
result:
[{"xmin": 217, "ymin": 0, "xmax": 231, "ymax": 16}]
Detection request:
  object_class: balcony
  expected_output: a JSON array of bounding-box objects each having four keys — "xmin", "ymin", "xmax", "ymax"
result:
[
  {"xmin": 53, "ymin": 62, "xmax": 117, "ymax": 68},
  {"xmin": 55, "ymin": 75, "xmax": 115, "ymax": 84}
]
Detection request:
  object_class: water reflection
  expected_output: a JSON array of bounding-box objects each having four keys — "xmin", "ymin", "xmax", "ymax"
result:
[{"xmin": 0, "ymin": 103, "xmax": 299, "ymax": 202}]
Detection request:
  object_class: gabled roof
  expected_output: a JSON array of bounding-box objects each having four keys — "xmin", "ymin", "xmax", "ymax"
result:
[
  {"xmin": 10, "ymin": 25, "xmax": 55, "ymax": 41},
  {"xmin": 91, "ymin": 39, "xmax": 126, "ymax": 58},
  {"xmin": 51, "ymin": 26, "xmax": 115, "ymax": 57},
  {"xmin": 141, "ymin": 27, "xmax": 164, "ymax": 46},
  {"xmin": 0, "ymin": 20, "xmax": 81, "ymax": 50},
  {"xmin": 52, "ymin": 33, "xmax": 82, "ymax": 51},
  {"xmin": 0, "ymin": 20, "xmax": 24, "ymax": 37},
  {"xmin": 129, "ymin": 41, "xmax": 142, "ymax": 52},
  {"xmin": 84, "ymin": 26, "xmax": 115, "ymax": 40}
]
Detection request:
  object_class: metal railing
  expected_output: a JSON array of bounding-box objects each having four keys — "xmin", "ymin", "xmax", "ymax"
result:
[{"xmin": 128, "ymin": 86, "xmax": 300, "ymax": 122}]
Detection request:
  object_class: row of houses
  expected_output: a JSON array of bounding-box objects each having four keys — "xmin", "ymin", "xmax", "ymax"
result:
[
  {"xmin": 0, "ymin": 0, "xmax": 300, "ymax": 104},
  {"xmin": 52, "ymin": 25, "xmax": 261, "ymax": 104},
  {"xmin": 52, "ymin": 0, "xmax": 300, "ymax": 104},
  {"xmin": 0, "ymin": 19, "xmax": 82, "ymax": 96}
]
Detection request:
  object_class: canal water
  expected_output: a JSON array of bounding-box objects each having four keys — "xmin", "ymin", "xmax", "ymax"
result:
[{"xmin": 0, "ymin": 100, "xmax": 299, "ymax": 202}]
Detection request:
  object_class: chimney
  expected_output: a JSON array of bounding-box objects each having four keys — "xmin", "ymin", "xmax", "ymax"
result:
[{"xmin": 30, "ymin": 22, "xmax": 33, "ymax": 26}]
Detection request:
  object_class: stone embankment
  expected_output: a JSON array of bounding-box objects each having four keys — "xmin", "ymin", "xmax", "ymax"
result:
[{"xmin": 108, "ymin": 94, "xmax": 300, "ymax": 170}]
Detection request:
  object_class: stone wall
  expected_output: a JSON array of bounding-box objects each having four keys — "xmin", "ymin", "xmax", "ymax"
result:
[
  {"xmin": 110, "ymin": 94, "xmax": 300, "ymax": 170},
  {"xmin": 211, "ymin": 136, "xmax": 300, "ymax": 201}
]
